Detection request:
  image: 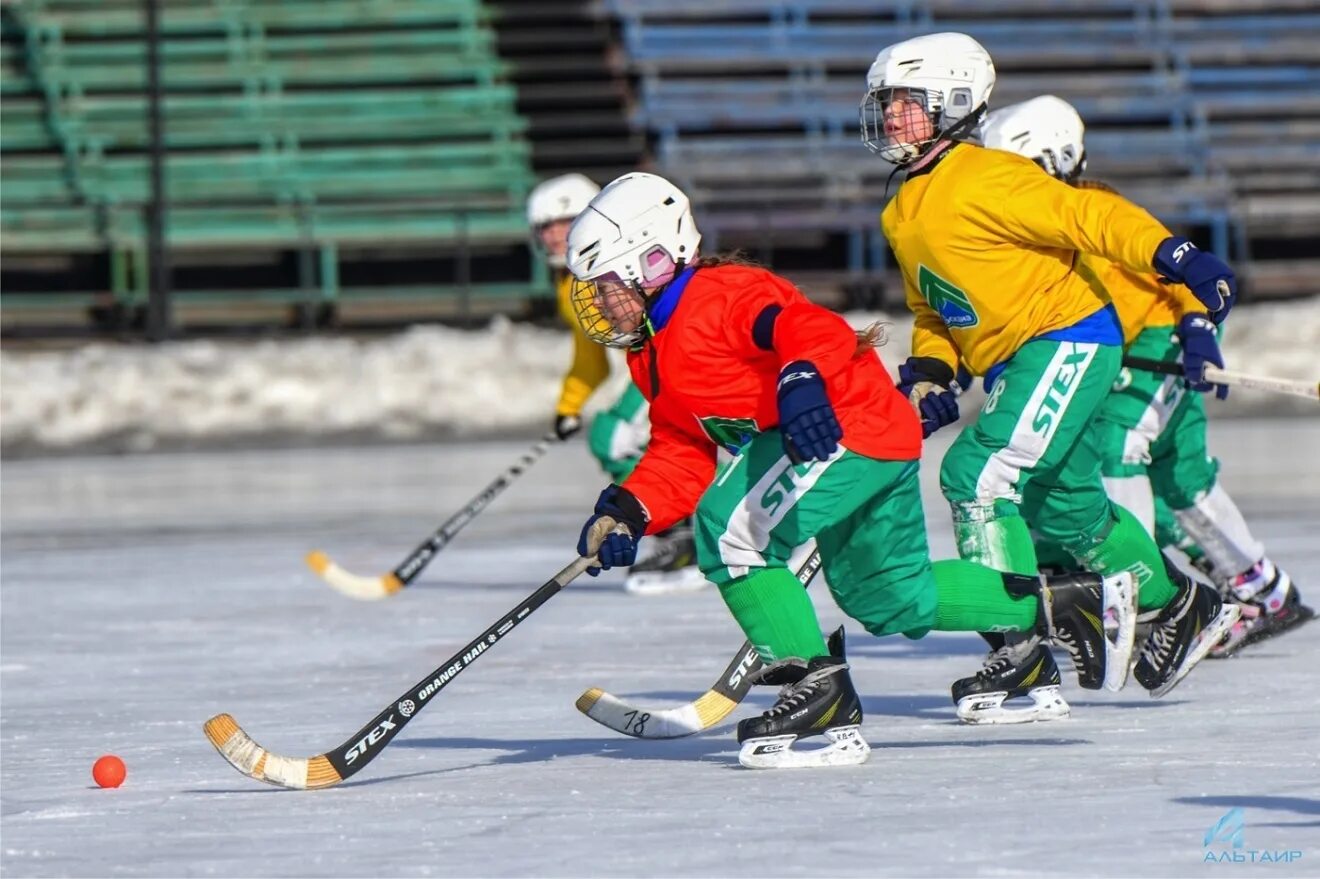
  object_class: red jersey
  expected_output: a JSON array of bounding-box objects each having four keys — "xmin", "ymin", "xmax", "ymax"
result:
[{"xmin": 622, "ymin": 263, "xmax": 922, "ymax": 532}]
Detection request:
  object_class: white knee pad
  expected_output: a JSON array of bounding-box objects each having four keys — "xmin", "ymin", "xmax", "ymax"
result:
[
  {"xmin": 1103, "ymin": 475, "xmax": 1155, "ymax": 538},
  {"xmin": 1173, "ymin": 481, "xmax": 1265, "ymax": 579}
]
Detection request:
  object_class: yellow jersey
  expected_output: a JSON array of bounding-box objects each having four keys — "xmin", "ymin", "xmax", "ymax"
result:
[
  {"xmin": 555, "ymin": 271, "xmax": 611, "ymax": 416},
  {"xmin": 881, "ymin": 144, "xmax": 1172, "ymax": 375},
  {"xmin": 1072, "ymin": 182, "xmax": 1205, "ymax": 345}
]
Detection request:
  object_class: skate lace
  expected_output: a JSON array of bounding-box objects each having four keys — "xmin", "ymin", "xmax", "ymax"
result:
[
  {"xmin": 1051, "ymin": 629, "xmax": 1084, "ymax": 671},
  {"xmin": 1140, "ymin": 587, "xmax": 1195, "ymax": 669},
  {"xmin": 762, "ymin": 663, "xmax": 846, "ymax": 718},
  {"xmin": 1141, "ymin": 617, "xmax": 1178, "ymax": 668},
  {"xmin": 977, "ymin": 646, "xmax": 1018, "ymax": 679}
]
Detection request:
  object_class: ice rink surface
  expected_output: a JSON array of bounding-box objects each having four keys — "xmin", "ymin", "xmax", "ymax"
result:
[{"xmin": 3, "ymin": 420, "xmax": 1318, "ymax": 878}]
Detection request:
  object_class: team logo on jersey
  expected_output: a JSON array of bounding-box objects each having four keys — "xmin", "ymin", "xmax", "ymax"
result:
[
  {"xmin": 699, "ymin": 415, "xmax": 760, "ymax": 455},
  {"xmin": 918, "ymin": 265, "xmax": 979, "ymax": 329}
]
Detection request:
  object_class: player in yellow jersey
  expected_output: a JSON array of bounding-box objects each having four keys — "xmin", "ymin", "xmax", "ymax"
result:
[
  {"xmin": 979, "ymin": 95, "xmax": 1311, "ymax": 663},
  {"xmin": 860, "ymin": 32, "xmax": 1240, "ymax": 718},
  {"xmin": 527, "ymin": 174, "xmax": 703, "ymax": 594}
]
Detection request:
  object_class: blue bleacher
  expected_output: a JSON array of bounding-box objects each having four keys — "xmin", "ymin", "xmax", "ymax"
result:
[{"xmin": 609, "ymin": 0, "xmax": 1320, "ymax": 300}]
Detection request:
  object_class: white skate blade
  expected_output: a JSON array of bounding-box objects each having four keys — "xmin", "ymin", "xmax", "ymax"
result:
[
  {"xmin": 1150, "ymin": 603, "xmax": 1241, "ymax": 698},
  {"xmin": 1103, "ymin": 572, "xmax": 1138, "ymax": 691},
  {"xmin": 956, "ymin": 685, "xmax": 1070, "ymax": 725},
  {"xmin": 738, "ymin": 725, "xmax": 870, "ymax": 769},
  {"xmin": 624, "ymin": 565, "xmax": 709, "ymax": 596}
]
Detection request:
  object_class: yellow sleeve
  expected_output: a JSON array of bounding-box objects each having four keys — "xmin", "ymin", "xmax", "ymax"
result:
[
  {"xmin": 968, "ymin": 156, "xmax": 1172, "ymax": 277},
  {"xmin": 904, "ymin": 267, "xmax": 961, "ymax": 371},
  {"xmin": 555, "ymin": 274, "xmax": 611, "ymax": 417}
]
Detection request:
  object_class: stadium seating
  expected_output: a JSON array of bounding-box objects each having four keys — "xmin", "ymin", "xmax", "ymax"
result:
[
  {"xmin": 1, "ymin": 0, "xmax": 544, "ymax": 329},
  {"xmin": 608, "ymin": 0, "xmax": 1320, "ymax": 304}
]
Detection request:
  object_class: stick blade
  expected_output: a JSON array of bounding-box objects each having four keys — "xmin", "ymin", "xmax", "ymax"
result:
[
  {"xmin": 305, "ymin": 551, "xmax": 403, "ymax": 600},
  {"xmin": 203, "ymin": 713, "xmax": 342, "ymax": 790},
  {"xmin": 575, "ymin": 687, "xmax": 736, "ymax": 739}
]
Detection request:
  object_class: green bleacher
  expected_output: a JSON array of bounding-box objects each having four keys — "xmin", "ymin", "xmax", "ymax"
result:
[{"xmin": 1, "ymin": 0, "xmax": 545, "ymax": 330}]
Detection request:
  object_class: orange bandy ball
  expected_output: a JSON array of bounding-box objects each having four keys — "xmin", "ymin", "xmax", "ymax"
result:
[{"xmin": 92, "ymin": 755, "xmax": 126, "ymax": 788}]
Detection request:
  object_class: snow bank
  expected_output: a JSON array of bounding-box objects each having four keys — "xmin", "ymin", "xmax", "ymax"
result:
[{"xmin": 2, "ymin": 301, "xmax": 1316, "ymax": 457}]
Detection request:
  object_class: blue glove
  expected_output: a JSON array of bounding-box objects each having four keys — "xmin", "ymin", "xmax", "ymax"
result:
[
  {"xmin": 897, "ymin": 357, "xmax": 960, "ymax": 438},
  {"xmin": 776, "ymin": 360, "xmax": 843, "ymax": 463},
  {"xmin": 1153, "ymin": 236, "xmax": 1236, "ymax": 324},
  {"xmin": 576, "ymin": 485, "xmax": 648, "ymax": 576},
  {"xmin": 1176, "ymin": 313, "xmax": 1228, "ymax": 400}
]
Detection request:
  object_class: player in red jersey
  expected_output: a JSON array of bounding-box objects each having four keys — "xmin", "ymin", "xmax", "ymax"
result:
[{"xmin": 563, "ymin": 173, "xmax": 1138, "ymax": 768}]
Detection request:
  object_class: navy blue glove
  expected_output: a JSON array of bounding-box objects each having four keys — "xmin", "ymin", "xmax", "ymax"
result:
[
  {"xmin": 576, "ymin": 485, "xmax": 648, "ymax": 576},
  {"xmin": 1153, "ymin": 236, "xmax": 1236, "ymax": 324},
  {"xmin": 1176, "ymin": 313, "xmax": 1228, "ymax": 400},
  {"xmin": 776, "ymin": 360, "xmax": 843, "ymax": 463},
  {"xmin": 897, "ymin": 357, "xmax": 960, "ymax": 438}
]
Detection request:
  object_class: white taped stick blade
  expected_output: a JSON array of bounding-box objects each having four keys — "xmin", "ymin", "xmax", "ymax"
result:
[
  {"xmin": 738, "ymin": 726, "xmax": 870, "ymax": 770},
  {"xmin": 956, "ymin": 686, "xmax": 1070, "ymax": 725},
  {"xmin": 1102, "ymin": 572, "xmax": 1138, "ymax": 692},
  {"xmin": 306, "ymin": 551, "xmax": 401, "ymax": 600},
  {"xmin": 577, "ymin": 689, "xmax": 706, "ymax": 739}
]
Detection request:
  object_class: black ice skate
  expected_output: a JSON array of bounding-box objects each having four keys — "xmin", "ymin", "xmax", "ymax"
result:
[
  {"xmin": 736, "ymin": 627, "xmax": 868, "ymax": 769},
  {"xmin": 952, "ymin": 634, "xmax": 1069, "ymax": 724},
  {"xmin": 1211, "ymin": 561, "xmax": 1314, "ymax": 659},
  {"xmin": 1004, "ymin": 570, "xmax": 1137, "ymax": 692},
  {"xmin": 624, "ymin": 520, "xmax": 706, "ymax": 595},
  {"xmin": 1133, "ymin": 565, "xmax": 1240, "ymax": 696}
]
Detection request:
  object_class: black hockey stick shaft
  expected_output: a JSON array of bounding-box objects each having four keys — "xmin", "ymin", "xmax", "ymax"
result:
[
  {"xmin": 391, "ymin": 433, "xmax": 559, "ymax": 585},
  {"xmin": 325, "ymin": 554, "xmax": 595, "ymax": 782},
  {"xmin": 1122, "ymin": 355, "xmax": 1182, "ymax": 376}
]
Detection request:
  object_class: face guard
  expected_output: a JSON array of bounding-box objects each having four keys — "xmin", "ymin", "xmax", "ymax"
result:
[
  {"xmin": 860, "ymin": 85, "xmax": 984, "ymax": 165},
  {"xmin": 1033, "ymin": 147, "xmax": 1088, "ymax": 184},
  {"xmin": 860, "ymin": 86, "xmax": 938, "ymax": 164},
  {"xmin": 570, "ymin": 245, "xmax": 684, "ymax": 348}
]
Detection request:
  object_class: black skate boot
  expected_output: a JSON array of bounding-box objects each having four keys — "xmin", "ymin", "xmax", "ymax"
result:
[
  {"xmin": 1133, "ymin": 564, "xmax": 1240, "ymax": 696},
  {"xmin": 624, "ymin": 519, "xmax": 705, "ymax": 595},
  {"xmin": 952, "ymin": 634, "xmax": 1068, "ymax": 724},
  {"xmin": 1211, "ymin": 560, "xmax": 1314, "ymax": 658},
  {"xmin": 1004, "ymin": 570, "xmax": 1138, "ymax": 692},
  {"xmin": 736, "ymin": 627, "xmax": 868, "ymax": 769}
]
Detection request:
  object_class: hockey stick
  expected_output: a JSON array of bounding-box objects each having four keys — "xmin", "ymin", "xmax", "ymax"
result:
[
  {"xmin": 575, "ymin": 548, "xmax": 823, "ymax": 739},
  {"xmin": 306, "ymin": 433, "xmax": 560, "ymax": 599},
  {"xmin": 1123, "ymin": 356, "xmax": 1319, "ymax": 401},
  {"xmin": 204, "ymin": 553, "xmax": 597, "ymax": 789}
]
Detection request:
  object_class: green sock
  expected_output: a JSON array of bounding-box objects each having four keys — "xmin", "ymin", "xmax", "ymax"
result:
[
  {"xmin": 719, "ymin": 568, "xmax": 828, "ymax": 662},
  {"xmin": 1075, "ymin": 504, "xmax": 1177, "ymax": 611},
  {"xmin": 1034, "ymin": 538, "xmax": 1077, "ymax": 572},
  {"xmin": 931, "ymin": 559, "xmax": 1037, "ymax": 633},
  {"xmin": 952, "ymin": 501, "xmax": 1039, "ymax": 575}
]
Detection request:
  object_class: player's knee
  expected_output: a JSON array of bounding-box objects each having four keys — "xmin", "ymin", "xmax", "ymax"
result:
[
  {"xmin": 1049, "ymin": 503, "xmax": 1120, "ymax": 557},
  {"xmin": 692, "ymin": 499, "xmax": 736, "ymax": 576},
  {"xmin": 939, "ymin": 451, "xmax": 979, "ymax": 503}
]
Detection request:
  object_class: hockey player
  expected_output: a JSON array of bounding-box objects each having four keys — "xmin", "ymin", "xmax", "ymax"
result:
[
  {"xmin": 978, "ymin": 95, "xmax": 1311, "ymax": 664},
  {"xmin": 527, "ymin": 174, "xmax": 702, "ymax": 593},
  {"xmin": 862, "ymin": 33, "xmax": 1240, "ymax": 723},
  {"xmin": 563, "ymin": 171, "xmax": 1139, "ymax": 768}
]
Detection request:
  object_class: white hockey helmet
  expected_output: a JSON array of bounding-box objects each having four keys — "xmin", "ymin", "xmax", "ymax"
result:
[
  {"xmin": 860, "ymin": 32, "xmax": 996, "ymax": 164},
  {"xmin": 981, "ymin": 95, "xmax": 1088, "ymax": 183},
  {"xmin": 526, "ymin": 173, "xmax": 601, "ymax": 266},
  {"xmin": 566, "ymin": 172, "xmax": 701, "ymax": 348}
]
